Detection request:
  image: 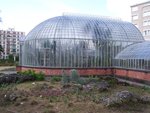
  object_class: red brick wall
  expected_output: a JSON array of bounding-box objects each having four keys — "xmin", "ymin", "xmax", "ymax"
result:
[
  {"xmin": 16, "ymin": 66, "xmax": 113, "ymax": 76},
  {"xmin": 114, "ymin": 68, "xmax": 150, "ymax": 82},
  {"xmin": 16, "ymin": 66, "xmax": 150, "ymax": 82}
]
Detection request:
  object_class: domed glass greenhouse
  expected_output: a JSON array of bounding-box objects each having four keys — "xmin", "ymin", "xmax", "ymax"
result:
[
  {"xmin": 20, "ymin": 14, "xmax": 144, "ymax": 68},
  {"xmin": 115, "ymin": 41, "xmax": 150, "ymax": 70}
]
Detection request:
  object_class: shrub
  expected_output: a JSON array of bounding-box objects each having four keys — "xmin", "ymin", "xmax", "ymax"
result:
[
  {"xmin": 61, "ymin": 70, "xmax": 69, "ymax": 84},
  {"xmin": 20, "ymin": 70, "xmax": 45, "ymax": 81},
  {"xmin": 70, "ymin": 69, "xmax": 80, "ymax": 83},
  {"xmin": 35, "ymin": 72, "xmax": 45, "ymax": 81},
  {"xmin": 61, "ymin": 69, "xmax": 86, "ymax": 85}
]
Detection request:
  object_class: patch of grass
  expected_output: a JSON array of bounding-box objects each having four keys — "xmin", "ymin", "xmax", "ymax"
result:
[{"xmin": 50, "ymin": 76, "xmax": 61, "ymax": 83}]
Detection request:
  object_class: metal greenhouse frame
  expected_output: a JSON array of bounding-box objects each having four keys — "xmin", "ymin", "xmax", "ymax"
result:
[{"xmin": 20, "ymin": 14, "xmax": 147, "ymax": 70}]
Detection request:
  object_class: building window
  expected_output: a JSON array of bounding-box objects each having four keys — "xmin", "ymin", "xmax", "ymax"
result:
[
  {"xmin": 143, "ymin": 30, "xmax": 150, "ymax": 36},
  {"xmin": 143, "ymin": 11, "xmax": 150, "ymax": 17},
  {"xmin": 132, "ymin": 7, "xmax": 138, "ymax": 12},
  {"xmin": 143, "ymin": 20, "xmax": 148, "ymax": 26},
  {"xmin": 143, "ymin": 20, "xmax": 150, "ymax": 26},
  {"xmin": 132, "ymin": 15, "xmax": 138, "ymax": 20}
]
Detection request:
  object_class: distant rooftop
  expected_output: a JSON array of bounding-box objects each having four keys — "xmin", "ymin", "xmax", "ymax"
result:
[{"xmin": 131, "ymin": 1, "xmax": 150, "ymax": 7}]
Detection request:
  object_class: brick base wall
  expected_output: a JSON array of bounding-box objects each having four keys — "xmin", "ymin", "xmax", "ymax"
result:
[
  {"xmin": 16, "ymin": 66, "xmax": 113, "ymax": 76},
  {"xmin": 113, "ymin": 68, "xmax": 150, "ymax": 84},
  {"xmin": 16, "ymin": 66, "xmax": 150, "ymax": 83}
]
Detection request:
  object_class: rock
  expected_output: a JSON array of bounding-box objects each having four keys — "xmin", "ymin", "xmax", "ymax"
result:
[
  {"xmin": 32, "ymin": 82, "xmax": 36, "ymax": 85},
  {"xmin": 102, "ymin": 90, "xmax": 135, "ymax": 107},
  {"xmin": 9, "ymin": 93, "xmax": 18, "ymax": 101},
  {"xmin": 83, "ymin": 83, "xmax": 95, "ymax": 92},
  {"xmin": 97, "ymin": 80, "xmax": 110, "ymax": 91},
  {"xmin": 0, "ymin": 73, "xmax": 35, "ymax": 84},
  {"xmin": 4, "ymin": 92, "xmax": 18, "ymax": 102},
  {"xmin": 20, "ymin": 102, "xmax": 24, "ymax": 105},
  {"xmin": 140, "ymin": 96, "xmax": 150, "ymax": 103},
  {"xmin": 18, "ymin": 75, "xmax": 35, "ymax": 83},
  {"xmin": 116, "ymin": 90, "xmax": 133, "ymax": 101}
]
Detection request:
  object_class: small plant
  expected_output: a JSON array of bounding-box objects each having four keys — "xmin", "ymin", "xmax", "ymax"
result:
[
  {"xmin": 61, "ymin": 70, "xmax": 70, "ymax": 84},
  {"xmin": 35, "ymin": 71, "xmax": 45, "ymax": 81},
  {"xmin": 70, "ymin": 69, "xmax": 80, "ymax": 83}
]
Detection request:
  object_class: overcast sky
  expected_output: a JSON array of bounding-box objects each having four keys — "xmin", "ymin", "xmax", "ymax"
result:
[{"xmin": 0, "ymin": 0, "xmax": 148, "ymax": 34}]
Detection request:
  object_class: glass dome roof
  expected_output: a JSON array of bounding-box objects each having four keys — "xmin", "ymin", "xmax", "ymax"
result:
[
  {"xmin": 115, "ymin": 41, "xmax": 150, "ymax": 60},
  {"xmin": 21, "ymin": 14, "xmax": 145, "ymax": 68},
  {"xmin": 25, "ymin": 15, "xmax": 144, "ymax": 41}
]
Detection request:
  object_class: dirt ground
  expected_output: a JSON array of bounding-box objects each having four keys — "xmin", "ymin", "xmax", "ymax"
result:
[{"xmin": 0, "ymin": 79, "xmax": 150, "ymax": 113}]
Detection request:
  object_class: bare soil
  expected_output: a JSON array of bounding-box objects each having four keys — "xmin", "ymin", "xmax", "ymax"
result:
[{"xmin": 0, "ymin": 79, "xmax": 150, "ymax": 113}]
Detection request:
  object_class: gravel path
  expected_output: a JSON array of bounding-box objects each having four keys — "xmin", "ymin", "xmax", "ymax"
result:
[{"xmin": 0, "ymin": 66, "xmax": 16, "ymax": 74}]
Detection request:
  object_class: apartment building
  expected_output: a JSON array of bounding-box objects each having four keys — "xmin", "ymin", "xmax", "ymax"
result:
[
  {"xmin": 0, "ymin": 28, "xmax": 25, "ymax": 59},
  {"xmin": 131, "ymin": 1, "xmax": 150, "ymax": 40}
]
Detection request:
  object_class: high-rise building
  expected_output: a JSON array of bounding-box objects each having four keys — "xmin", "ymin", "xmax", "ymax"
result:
[
  {"xmin": 0, "ymin": 28, "xmax": 25, "ymax": 59},
  {"xmin": 131, "ymin": 1, "xmax": 150, "ymax": 40}
]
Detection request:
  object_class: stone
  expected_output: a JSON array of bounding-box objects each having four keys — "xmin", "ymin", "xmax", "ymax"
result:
[
  {"xmin": 83, "ymin": 83, "xmax": 95, "ymax": 92},
  {"xmin": 116, "ymin": 90, "xmax": 133, "ymax": 101},
  {"xmin": 140, "ymin": 96, "xmax": 150, "ymax": 103},
  {"xmin": 9, "ymin": 93, "xmax": 18, "ymax": 101},
  {"xmin": 102, "ymin": 90, "xmax": 135, "ymax": 107},
  {"xmin": 0, "ymin": 73, "xmax": 35, "ymax": 84},
  {"xmin": 97, "ymin": 80, "xmax": 110, "ymax": 91}
]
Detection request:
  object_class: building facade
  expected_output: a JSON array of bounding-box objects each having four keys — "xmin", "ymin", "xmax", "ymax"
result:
[
  {"xmin": 131, "ymin": 1, "xmax": 150, "ymax": 40},
  {"xmin": 0, "ymin": 28, "xmax": 25, "ymax": 59}
]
